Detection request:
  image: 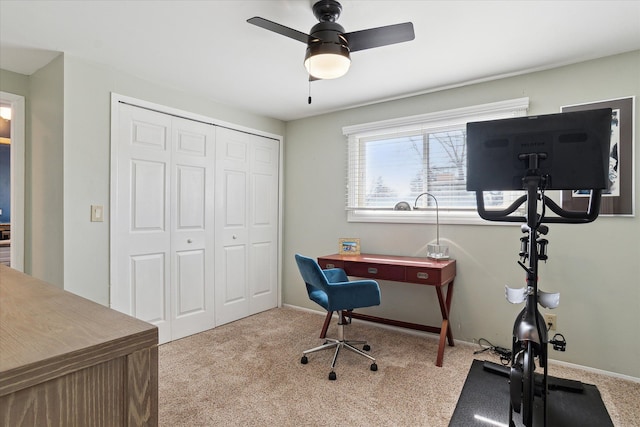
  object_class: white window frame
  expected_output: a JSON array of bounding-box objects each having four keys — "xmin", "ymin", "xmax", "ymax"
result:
[{"xmin": 343, "ymin": 98, "xmax": 530, "ymax": 224}]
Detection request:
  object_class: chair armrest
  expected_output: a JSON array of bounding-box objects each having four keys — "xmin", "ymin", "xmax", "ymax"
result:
[
  {"xmin": 326, "ymin": 279, "xmax": 381, "ymax": 311},
  {"xmin": 323, "ymin": 268, "xmax": 349, "ymax": 283}
]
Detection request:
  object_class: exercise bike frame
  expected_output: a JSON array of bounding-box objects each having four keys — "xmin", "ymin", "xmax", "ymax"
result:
[{"xmin": 475, "ymin": 153, "xmax": 603, "ymax": 427}]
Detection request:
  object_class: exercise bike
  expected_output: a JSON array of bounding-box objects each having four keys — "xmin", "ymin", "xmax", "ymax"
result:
[
  {"xmin": 467, "ymin": 108, "xmax": 612, "ymax": 426},
  {"xmin": 475, "ymin": 152, "xmax": 604, "ymax": 427}
]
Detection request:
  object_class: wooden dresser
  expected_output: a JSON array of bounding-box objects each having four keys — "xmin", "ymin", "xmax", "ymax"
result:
[{"xmin": 0, "ymin": 265, "xmax": 158, "ymax": 426}]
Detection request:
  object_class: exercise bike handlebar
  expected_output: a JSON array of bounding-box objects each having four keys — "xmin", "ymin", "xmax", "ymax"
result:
[{"xmin": 475, "ymin": 189, "xmax": 603, "ymax": 224}]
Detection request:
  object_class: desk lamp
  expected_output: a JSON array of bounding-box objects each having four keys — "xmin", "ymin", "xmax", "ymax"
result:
[{"xmin": 413, "ymin": 192, "xmax": 449, "ymax": 260}]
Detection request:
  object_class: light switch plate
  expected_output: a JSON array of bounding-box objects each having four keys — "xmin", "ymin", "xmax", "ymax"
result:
[{"xmin": 91, "ymin": 205, "xmax": 104, "ymax": 222}]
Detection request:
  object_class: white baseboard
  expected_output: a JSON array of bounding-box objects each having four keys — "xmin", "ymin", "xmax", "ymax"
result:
[
  {"xmin": 282, "ymin": 304, "xmax": 640, "ymax": 383},
  {"xmin": 546, "ymin": 358, "xmax": 640, "ymax": 383}
]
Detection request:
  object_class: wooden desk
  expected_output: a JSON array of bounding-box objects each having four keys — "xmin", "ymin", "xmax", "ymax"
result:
[
  {"xmin": 317, "ymin": 253, "xmax": 456, "ymax": 367},
  {"xmin": 0, "ymin": 265, "xmax": 158, "ymax": 426}
]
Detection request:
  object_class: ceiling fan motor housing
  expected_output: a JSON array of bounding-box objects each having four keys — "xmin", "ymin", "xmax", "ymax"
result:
[
  {"xmin": 309, "ymin": 0, "xmax": 349, "ymax": 50},
  {"xmin": 309, "ymin": 21, "xmax": 349, "ymax": 48},
  {"xmin": 313, "ymin": 0, "xmax": 343, "ymax": 23}
]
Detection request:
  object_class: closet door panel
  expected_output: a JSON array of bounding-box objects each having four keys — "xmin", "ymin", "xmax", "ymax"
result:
[
  {"xmin": 170, "ymin": 118, "xmax": 215, "ymax": 340},
  {"xmin": 222, "ymin": 245, "xmax": 248, "ymax": 304},
  {"xmin": 113, "ymin": 104, "xmax": 215, "ymax": 344},
  {"xmin": 215, "ymin": 129, "xmax": 250, "ymax": 325},
  {"xmin": 175, "ymin": 249, "xmax": 206, "ymax": 316},
  {"xmin": 113, "ymin": 104, "xmax": 172, "ymax": 344},
  {"xmin": 131, "ymin": 253, "xmax": 167, "ymax": 324},
  {"xmin": 176, "ymin": 166, "xmax": 206, "ymax": 229},
  {"xmin": 249, "ymin": 242, "xmax": 273, "ymax": 297},
  {"xmin": 131, "ymin": 160, "xmax": 166, "ymax": 231},
  {"xmin": 248, "ymin": 136, "xmax": 279, "ymax": 313},
  {"xmin": 223, "ymin": 171, "xmax": 247, "ymax": 226},
  {"xmin": 215, "ymin": 127, "xmax": 279, "ymax": 323}
]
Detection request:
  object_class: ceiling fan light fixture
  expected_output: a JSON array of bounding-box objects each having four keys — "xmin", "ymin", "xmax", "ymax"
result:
[{"xmin": 304, "ymin": 42, "xmax": 351, "ymax": 79}]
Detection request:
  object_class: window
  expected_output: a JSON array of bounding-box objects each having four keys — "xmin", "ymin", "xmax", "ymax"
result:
[{"xmin": 343, "ymin": 98, "xmax": 530, "ymax": 223}]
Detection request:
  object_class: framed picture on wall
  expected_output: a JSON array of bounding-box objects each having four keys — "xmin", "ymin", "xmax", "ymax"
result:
[
  {"xmin": 561, "ymin": 96, "xmax": 635, "ymax": 216},
  {"xmin": 338, "ymin": 238, "xmax": 360, "ymax": 255}
]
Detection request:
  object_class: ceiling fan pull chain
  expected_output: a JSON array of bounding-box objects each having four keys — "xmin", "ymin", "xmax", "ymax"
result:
[{"xmin": 308, "ymin": 78, "xmax": 312, "ymax": 104}]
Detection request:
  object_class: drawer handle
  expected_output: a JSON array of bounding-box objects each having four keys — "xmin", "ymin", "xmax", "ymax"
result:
[
  {"xmin": 368, "ymin": 267, "xmax": 378, "ymax": 274},
  {"xmin": 417, "ymin": 272, "xmax": 429, "ymax": 279},
  {"xmin": 325, "ymin": 263, "xmax": 335, "ymax": 269}
]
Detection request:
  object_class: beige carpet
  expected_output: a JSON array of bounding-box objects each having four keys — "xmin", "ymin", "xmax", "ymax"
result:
[{"xmin": 158, "ymin": 307, "xmax": 639, "ymax": 426}]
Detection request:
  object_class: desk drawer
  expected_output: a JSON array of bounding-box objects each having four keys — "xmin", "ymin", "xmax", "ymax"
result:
[
  {"xmin": 406, "ymin": 266, "xmax": 441, "ymax": 285},
  {"xmin": 344, "ymin": 262, "xmax": 405, "ymax": 282},
  {"xmin": 318, "ymin": 259, "xmax": 344, "ymax": 270}
]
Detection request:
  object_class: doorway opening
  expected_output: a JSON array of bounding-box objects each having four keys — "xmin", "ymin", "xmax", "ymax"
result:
[{"xmin": 0, "ymin": 92, "xmax": 25, "ymax": 271}]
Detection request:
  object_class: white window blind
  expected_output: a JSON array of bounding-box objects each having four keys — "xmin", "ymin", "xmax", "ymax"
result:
[{"xmin": 343, "ymin": 98, "xmax": 530, "ymax": 223}]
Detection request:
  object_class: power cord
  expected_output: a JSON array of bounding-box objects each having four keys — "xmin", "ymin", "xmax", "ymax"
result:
[{"xmin": 474, "ymin": 338, "xmax": 512, "ymax": 365}]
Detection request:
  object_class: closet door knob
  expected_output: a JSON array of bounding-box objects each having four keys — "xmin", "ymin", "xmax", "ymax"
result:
[
  {"xmin": 232, "ymin": 235, "xmax": 237, "ymax": 239},
  {"xmin": 187, "ymin": 239, "xmax": 193, "ymax": 243}
]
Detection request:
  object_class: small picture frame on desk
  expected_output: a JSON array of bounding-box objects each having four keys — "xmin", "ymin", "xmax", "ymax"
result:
[{"xmin": 338, "ymin": 238, "xmax": 360, "ymax": 255}]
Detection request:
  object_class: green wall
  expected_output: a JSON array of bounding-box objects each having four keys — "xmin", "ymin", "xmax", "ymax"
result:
[
  {"xmin": 0, "ymin": 69, "xmax": 29, "ymax": 95},
  {"xmin": 283, "ymin": 50, "xmax": 640, "ymax": 378},
  {"xmin": 30, "ymin": 55, "xmax": 65, "ymax": 287},
  {"xmin": 1, "ymin": 59, "xmax": 65, "ymax": 285}
]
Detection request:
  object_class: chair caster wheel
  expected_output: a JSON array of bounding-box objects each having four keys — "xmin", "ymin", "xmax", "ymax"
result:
[
  {"xmin": 301, "ymin": 356, "xmax": 308, "ymax": 364},
  {"xmin": 370, "ymin": 363, "xmax": 378, "ymax": 371},
  {"xmin": 329, "ymin": 371, "xmax": 337, "ymax": 380},
  {"xmin": 363, "ymin": 344, "xmax": 371, "ymax": 351}
]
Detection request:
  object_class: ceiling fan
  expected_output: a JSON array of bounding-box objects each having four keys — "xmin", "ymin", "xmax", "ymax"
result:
[{"xmin": 247, "ymin": 0, "xmax": 415, "ymax": 81}]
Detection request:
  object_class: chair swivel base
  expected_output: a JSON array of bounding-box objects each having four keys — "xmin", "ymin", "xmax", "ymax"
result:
[{"xmin": 300, "ymin": 337, "xmax": 377, "ymax": 380}]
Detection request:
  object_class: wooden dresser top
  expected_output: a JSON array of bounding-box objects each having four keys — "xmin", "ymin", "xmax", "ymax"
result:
[{"xmin": 0, "ymin": 265, "xmax": 157, "ymax": 395}]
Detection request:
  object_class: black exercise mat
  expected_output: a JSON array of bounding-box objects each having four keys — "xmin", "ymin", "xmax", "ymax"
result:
[{"xmin": 449, "ymin": 359, "xmax": 613, "ymax": 427}]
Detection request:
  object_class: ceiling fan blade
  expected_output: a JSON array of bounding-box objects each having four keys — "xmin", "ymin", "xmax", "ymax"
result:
[
  {"xmin": 247, "ymin": 17, "xmax": 309, "ymax": 44},
  {"xmin": 344, "ymin": 22, "xmax": 415, "ymax": 52}
]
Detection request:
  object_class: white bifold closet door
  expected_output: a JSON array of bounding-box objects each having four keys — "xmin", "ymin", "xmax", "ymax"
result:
[
  {"xmin": 214, "ymin": 127, "xmax": 279, "ymax": 326},
  {"xmin": 112, "ymin": 104, "xmax": 215, "ymax": 344}
]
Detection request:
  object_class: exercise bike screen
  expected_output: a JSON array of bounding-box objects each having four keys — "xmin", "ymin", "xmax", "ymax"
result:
[{"xmin": 466, "ymin": 108, "xmax": 612, "ymax": 191}]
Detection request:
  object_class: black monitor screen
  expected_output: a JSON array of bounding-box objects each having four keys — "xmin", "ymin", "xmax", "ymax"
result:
[{"xmin": 466, "ymin": 108, "xmax": 612, "ymax": 191}]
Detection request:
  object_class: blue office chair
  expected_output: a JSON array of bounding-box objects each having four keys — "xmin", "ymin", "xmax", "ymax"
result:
[{"xmin": 295, "ymin": 253, "xmax": 381, "ymax": 380}]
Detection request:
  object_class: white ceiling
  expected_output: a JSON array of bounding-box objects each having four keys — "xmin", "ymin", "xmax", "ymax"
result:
[{"xmin": 1, "ymin": 1, "xmax": 639, "ymax": 121}]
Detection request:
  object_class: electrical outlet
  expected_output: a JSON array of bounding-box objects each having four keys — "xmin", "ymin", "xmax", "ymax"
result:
[{"xmin": 543, "ymin": 313, "xmax": 557, "ymax": 331}]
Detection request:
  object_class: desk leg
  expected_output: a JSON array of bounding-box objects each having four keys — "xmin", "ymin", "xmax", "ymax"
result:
[
  {"xmin": 437, "ymin": 319, "xmax": 449, "ymax": 367},
  {"xmin": 319, "ymin": 311, "xmax": 333, "ymax": 339},
  {"xmin": 444, "ymin": 281, "xmax": 455, "ymax": 345},
  {"xmin": 435, "ymin": 281, "xmax": 455, "ymax": 367}
]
